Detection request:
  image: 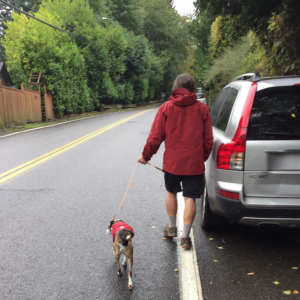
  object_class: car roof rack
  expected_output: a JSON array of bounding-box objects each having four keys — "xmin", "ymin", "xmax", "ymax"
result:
[{"xmin": 231, "ymin": 73, "xmax": 260, "ymax": 82}]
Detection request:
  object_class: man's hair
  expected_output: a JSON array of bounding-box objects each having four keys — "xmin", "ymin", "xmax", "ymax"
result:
[{"xmin": 172, "ymin": 73, "xmax": 196, "ymax": 93}]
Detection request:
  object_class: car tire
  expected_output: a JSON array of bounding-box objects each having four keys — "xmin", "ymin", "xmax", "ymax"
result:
[{"xmin": 200, "ymin": 185, "xmax": 226, "ymax": 230}]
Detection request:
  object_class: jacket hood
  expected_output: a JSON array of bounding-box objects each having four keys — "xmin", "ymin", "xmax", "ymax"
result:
[{"xmin": 169, "ymin": 87, "xmax": 197, "ymax": 106}]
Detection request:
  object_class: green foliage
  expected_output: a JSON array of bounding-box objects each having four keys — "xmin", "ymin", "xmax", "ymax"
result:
[
  {"xmin": 203, "ymin": 39, "xmax": 251, "ymax": 99},
  {"xmin": 2, "ymin": 0, "xmax": 192, "ymax": 116},
  {"xmin": 105, "ymin": 0, "xmax": 144, "ymax": 34},
  {"xmin": 2, "ymin": 7, "xmax": 91, "ymax": 116}
]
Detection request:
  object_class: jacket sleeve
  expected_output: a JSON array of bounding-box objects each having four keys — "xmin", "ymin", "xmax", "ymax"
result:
[
  {"xmin": 142, "ymin": 106, "xmax": 166, "ymax": 161},
  {"xmin": 202, "ymin": 106, "xmax": 213, "ymax": 162}
]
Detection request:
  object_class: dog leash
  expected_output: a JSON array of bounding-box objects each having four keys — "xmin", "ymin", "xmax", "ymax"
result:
[
  {"xmin": 110, "ymin": 161, "xmax": 163, "ymax": 225},
  {"xmin": 147, "ymin": 162, "xmax": 163, "ymax": 172}
]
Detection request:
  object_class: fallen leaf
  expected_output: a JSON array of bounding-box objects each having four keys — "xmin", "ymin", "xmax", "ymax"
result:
[
  {"xmin": 152, "ymin": 226, "xmax": 156, "ymax": 228},
  {"xmin": 210, "ymin": 282, "xmax": 213, "ymax": 285},
  {"xmin": 292, "ymin": 114, "xmax": 296, "ymax": 118},
  {"xmin": 218, "ymin": 247, "xmax": 224, "ymax": 250},
  {"xmin": 293, "ymin": 290, "xmax": 299, "ymax": 295},
  {"xmin": 274, "ymin": 281, "xmax": 280, "ymax": 285},
  {"xmin": 174, "ymin": 268, "xmax": 178, "ymax": 272},
  {"xmin": 214, "ymin": 260, "xmax": 218, "ymax": 262},
  {"xmin": 292, "ymin": 267, "xmax": 298, "ymax": 270},
  {"xmin": 163, "ymin": 237, "xmax": 167, "ymax": 240},
  {"xmin": 283, "ymin": 290, "xmax": 291, "ymax": 295},
  {"xmin": 160, "ymin": 185, "xmax": 162, "ymax": 187},
  {"xmin": 209, "ymin": 238, "xmax": 214, "ymax": 241},
  {"xmin": 247, "ymin": 272, "xmax": 255, "ymax": 276}
]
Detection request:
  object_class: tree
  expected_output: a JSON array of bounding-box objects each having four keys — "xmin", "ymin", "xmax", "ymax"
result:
[
  {"xmin": 105, "ymin": 0, "xmax": 144, "ymax": 34},
  {"xmin": 2, "ymin": 7, "xmax": 92, "ymax": 116}
]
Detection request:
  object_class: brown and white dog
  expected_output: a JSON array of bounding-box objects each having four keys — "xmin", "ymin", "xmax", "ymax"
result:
[{"xmin": 106, "ymin": 219, "xmax": 134, "ymax": 289}]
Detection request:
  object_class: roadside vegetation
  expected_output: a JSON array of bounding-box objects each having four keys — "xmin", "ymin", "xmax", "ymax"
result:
[
  {"xmin": 1, "ymin": 0, "xmax": 299, "ymax": 112},
  {"xmin": 191, "ymin": 0, "xmax": 300, "ymax": 103},
  {"xmin": 0, "ymin": 0, "xmax": 191, "ymax": 116}
]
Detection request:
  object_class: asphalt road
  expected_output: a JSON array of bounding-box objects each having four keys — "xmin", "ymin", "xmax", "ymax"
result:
[
  {"xmin": 1, "ymin": 106, "xmax": 300, "ymax": 300},
  {"xmin": 0, "ymin": 107, "xmax": 179, "ymax": 300}
]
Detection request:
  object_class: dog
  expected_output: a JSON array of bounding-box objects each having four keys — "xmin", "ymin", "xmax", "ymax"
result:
[{"xmin": 106, "ymin": 219, "xmax": 134, "ymax": 289}]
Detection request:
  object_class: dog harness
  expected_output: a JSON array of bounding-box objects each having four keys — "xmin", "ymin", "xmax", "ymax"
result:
[{"xmin": 112, "ymin": 221, "xmax": 135, "ymax": 242}]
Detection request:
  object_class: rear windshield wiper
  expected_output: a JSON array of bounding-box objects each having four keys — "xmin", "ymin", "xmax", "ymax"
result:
[{"xmin": 262, "ymin": 132, "xmax": 300, "ymax": 138}]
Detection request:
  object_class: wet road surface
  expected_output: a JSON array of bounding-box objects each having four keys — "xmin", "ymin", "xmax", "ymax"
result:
[
  {"xmin": 193, "ymin": 207, "xmax": 300, "ymax": 300},
  {"xmin": 0, "ymin": 108, "xmax": 180, "ymax": 300},
  {"xmin": 1, "ymin": 106, "xmax": 300, "ymax": 300}
]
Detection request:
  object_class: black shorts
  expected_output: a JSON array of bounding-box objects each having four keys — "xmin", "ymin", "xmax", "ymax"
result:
[{"xmin": 164, "ymin": 171, "xmax": 204, "ymax": 198}]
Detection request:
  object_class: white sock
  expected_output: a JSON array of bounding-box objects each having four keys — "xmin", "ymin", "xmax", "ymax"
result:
[
  {"xmin": 169, "ymin": 216, "xmax": 176, "ymax": 228},
  {"xmin": 182, "ymin": 224, "xmax": 192, "ymax": 238}
]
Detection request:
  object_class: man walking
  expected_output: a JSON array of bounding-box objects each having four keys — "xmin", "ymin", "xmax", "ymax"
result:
[{"xmin": 138, "ymin": 73, "xmax": 213, "ymax": 249}]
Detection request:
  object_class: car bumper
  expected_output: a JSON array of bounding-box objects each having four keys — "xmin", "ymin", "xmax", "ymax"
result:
[{"xmin": 209, "ymin": 194, "xmax": 300, "ymax": 228}]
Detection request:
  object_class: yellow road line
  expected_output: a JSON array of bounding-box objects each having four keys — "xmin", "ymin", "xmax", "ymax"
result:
[{"xmin": 0, "ymin": 110, "xmax": 152, "ymax": 185}]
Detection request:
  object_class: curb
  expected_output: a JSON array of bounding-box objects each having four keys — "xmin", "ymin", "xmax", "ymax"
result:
[{"xmin": 177, "ymin": 192, "xmax": 203, "ymax": 300}]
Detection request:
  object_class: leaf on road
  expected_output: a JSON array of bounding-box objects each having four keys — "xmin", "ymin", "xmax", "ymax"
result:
[
  {"xmin": 292, "ymin": 114, "xmax": 296, "ymax": 118},
  {"xmin": 247, "ymin": 272, "xmax": 255, "ymax": 276},
  {"xmin": 210, "ymin": 282, "xmax": 213, "ymax": 284},
  {"xmin": 218, "ymin": 247, "xmax": 224, "ymax": 249},
  {"xmin": 214, "ymin": 260, "xmax": 218, "ymax": 262},
  {"xmin": 292, "ymin": 267, "xmax": 298, "ymax": 270},
  {"xmin": 152, "ymin": 226, "xmax": 156, "ymax": 228},
  {"xmin": 163, "ymin": 237, "xmax": 167, "ymax": 240},
  {"xmin": 174, "ymin": 268, "xmax": 178, "ymax": 272},
  {"xmin": 209, "ymin": 238, "xmax": 214, "ymax": 240},
  {"xmin": 274, "ymin": 281, "xmax": 280, "ymax": 285},
  {"xmin": 293, "ymin": 290, "xmax": 299, "ymax": 295},
  {"xmin": 283, "ymin": 290, "xmax": 291, "ymax": 295}
]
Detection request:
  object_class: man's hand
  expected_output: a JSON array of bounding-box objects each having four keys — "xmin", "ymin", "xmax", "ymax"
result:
[{"xmin": 138, "ymin": 155, "xmax": 147, "ymax": 165}]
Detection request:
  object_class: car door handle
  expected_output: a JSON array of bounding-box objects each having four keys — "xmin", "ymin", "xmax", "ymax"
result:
[{"xmin": 265, "ymin": 150, "xmax": 300, "ymax": 153}]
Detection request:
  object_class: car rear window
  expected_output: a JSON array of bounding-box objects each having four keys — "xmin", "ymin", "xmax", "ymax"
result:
[
  {"xmin": 247, "ymin": 86, "xmax": 300, "ymax": 140},
  {"xmin": 196, "ymin": 93, "xmax": 204, "ymax": 98}
]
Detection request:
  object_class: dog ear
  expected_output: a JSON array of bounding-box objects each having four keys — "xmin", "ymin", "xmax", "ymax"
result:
[{"xmin": 109, "ymin": 220, "xmax": 114, "ymax": 228}]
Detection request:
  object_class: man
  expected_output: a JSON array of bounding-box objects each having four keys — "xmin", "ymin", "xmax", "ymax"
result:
[{"xmin": 138, "ymin": 73, "xmax": 213, "ymax": 249}]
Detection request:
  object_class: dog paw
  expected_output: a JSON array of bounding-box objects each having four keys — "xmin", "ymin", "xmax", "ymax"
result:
[
  {"xmin": 122, "ymin": 261, "xmax": 127, "ymax": 266},
  {"xmin": 117, "ymin": 271, "xmax": 122, "ymax": 276},
  {"xmin": 128, "ymin": 284, "xmax": 133, "ymax": 290}
]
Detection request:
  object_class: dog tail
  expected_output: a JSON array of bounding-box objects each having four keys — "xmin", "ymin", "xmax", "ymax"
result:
[{"xmin": 120, "ymin": 230, "xmax": 132, "ymax": 246}]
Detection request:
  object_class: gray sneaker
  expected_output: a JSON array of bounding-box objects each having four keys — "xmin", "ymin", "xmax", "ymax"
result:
[
  {"xmin": 163, "ymin": 226, "xmax": 177, "ymax": 237},
  {"xmin": 180, "ymin": 237, "xmax": 191, "ymax": 249}
]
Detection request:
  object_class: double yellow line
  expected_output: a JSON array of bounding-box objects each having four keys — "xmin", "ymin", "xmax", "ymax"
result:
[{"xmin": 0, "ymin": 110, "xmax": 152, "ymax": 185}]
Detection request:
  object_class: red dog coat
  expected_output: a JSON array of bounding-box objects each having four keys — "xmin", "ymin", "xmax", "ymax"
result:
[{"xmin": 112, "ymin": 221, "xmax": 134, "ymax": 241}]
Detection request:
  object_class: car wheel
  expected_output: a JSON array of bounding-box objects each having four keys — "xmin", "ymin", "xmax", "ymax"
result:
[{"xmin": 200, "ymin": 185, "xmax": 226, "ymax": 230}]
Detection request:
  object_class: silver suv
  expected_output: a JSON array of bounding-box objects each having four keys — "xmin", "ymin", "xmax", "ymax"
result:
[{"xmin": 201, "ymin": 73, "xmax": 300, "ymax": 230}]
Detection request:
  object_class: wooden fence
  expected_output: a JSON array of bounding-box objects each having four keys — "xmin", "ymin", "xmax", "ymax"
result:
[
  {"xmin": 44, "ymin": 86, "xmax": 55, "ymax": 121},
  {"xmin": 0, "ymin": 80, "xmax": 54, "ymax": 127}
]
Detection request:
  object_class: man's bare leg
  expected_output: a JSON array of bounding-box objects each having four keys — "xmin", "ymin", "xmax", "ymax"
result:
[
  {"xmin": 166, "ymin": 192, "xmax": 177, "ymax": 228},
  {"xmin": 182, "ymin": 197, "xmax": 196, "ymax": 237}
]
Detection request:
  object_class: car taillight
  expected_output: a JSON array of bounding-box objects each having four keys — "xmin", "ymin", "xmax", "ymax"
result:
[
  {"xmin": 216, "ymin": 82, "xmax": 257, "ymax": 170},
  {"xmin": 217, "ymin": 188, "xmax": 239, "ymax": 200},
  {"xmin": 203, "ymin": 94, "xmax": 206, "ymax": 98}
]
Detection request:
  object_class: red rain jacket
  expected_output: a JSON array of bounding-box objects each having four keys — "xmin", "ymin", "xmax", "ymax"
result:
[
  {"xmin": 112, "ymin": 221, "xmax": 134, "ymax": 242},
  {"xmin": 142, "ymin": 88, "xmax": 213, "ymax": 175}
]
